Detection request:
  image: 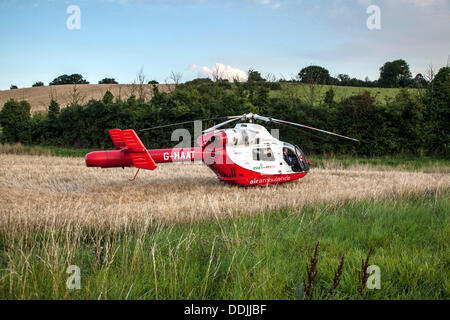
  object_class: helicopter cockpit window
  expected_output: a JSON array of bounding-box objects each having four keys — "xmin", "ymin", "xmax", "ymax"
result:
[{"xmin": 253, "ymin": 148, "xmax": 275, "ymax": 161}]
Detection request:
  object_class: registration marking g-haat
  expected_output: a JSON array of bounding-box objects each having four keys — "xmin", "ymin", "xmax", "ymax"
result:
[{"xmin": 163, "ymin": 150, "xmax": 196, "ymax": 161}]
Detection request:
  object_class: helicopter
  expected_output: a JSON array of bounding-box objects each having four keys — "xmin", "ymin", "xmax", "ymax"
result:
[{"xmin": 85, "ymin": 113, "xmax": 358, "ymax": 186}]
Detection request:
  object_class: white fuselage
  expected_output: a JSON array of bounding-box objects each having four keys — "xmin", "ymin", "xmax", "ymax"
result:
[{"xmin": 223, "ymin": 123, "xmax": 296, "ymax": 175}]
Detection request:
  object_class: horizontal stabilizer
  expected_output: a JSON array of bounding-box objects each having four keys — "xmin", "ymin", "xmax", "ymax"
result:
[{"xmin": 121, "ymin": 129, "xmax": 157, "ymax": 170}]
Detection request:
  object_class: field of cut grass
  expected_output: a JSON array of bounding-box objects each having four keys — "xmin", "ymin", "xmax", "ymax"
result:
[
  {"xmin": 0, "ymin": 84, "xmax": 173, "ymax": 113},
  {"xmin": 0, "ymin": 153, "xmax": 448, "ymax": 299}
]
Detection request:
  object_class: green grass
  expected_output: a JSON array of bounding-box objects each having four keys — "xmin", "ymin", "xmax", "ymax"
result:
[
  {"xmin": 308, "ymin": 155, "xmax": 450, "ymax": 172},
  {"xmin": 0, "ymin": 143, "xmax": 96, "ymax": 158},
  {"xmin": 271, "ymin": 83, "xmax": 421, "ymax": 105},
  {"xmin": 1, "ymin": 192, "xmax": 448, "ymax": 300}
]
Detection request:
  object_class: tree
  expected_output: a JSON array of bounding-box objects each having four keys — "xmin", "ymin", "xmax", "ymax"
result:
[
  {"xmin": 66, "ymin": 84, "xmax": 86, "ymax": 106},
  {"xmin": 389, "ymin": 89, "xmax": 429, "ymax": 154},
  {"xmin": 102, "ymin": 90, "xmax": 114, "ymax": 104},
  {"xmin": 10, "ymin": 85, "xmax": 18, "ymax": 90},
  {"xmin": 48, "ymin": 99, "xmax": 60, "ymax": 120},
  {"xmin": 148, "ymin": 80, "xmax": 159, "ymax": 84},
  {"xmin": 248, "ymin": 70, "xmax": 265, "ymax": 82},
  {"xmin": 50, "ymin": 74, "xmax": 89, "ymax": 85},
  {"xmin": 254, "ymin": 86, "xmax": 269, "ymax": 107},
  {"xmin": 135, "ymin": 67, "xmax": 148, "ymax": 102},
  {"xmin": 98, "ymin": 78, "xmax": 118, "ymax": 84},
  {"xmin": 297, "ymin": 66, "xmax": 330, "ymax": 105},
  {"xmin": 32, "ymin": 81, "xmax": 44, "ymax": 87},
  {"xmin": 324, "ymin": 88, "xmax": 335, "ymax": 106},
  {"xmin": 425, "ymin": 66, "xmax": 450, "ymax": 156},
  {"xmin": 0, "ymin": 99, "xmax": 31, "ymax": 142},
  {"xmin": 378, "ymin": 59, "xmax": 412, "ymax": 88},
  {"xmin": 298, "ymin": 66, "xmax": 330, "ymax": 85},
  {"xmin": 413, "ymin": 73, "xmax": 428, "ymax": 89},
  {"xmin": 211, "ymin": 64, "xmax": 224, "ymax": 82},
  {"xmin": 337, "ymin": 74, "xmax": 351, "ymax": 86}
]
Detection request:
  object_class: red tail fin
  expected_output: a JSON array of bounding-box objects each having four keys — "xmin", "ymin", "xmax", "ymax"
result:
[{"xmin": 108, "ymin": 129, "xmax": 127, "ymax": 150}]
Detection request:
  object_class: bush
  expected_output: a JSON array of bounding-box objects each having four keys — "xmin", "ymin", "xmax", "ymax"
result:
[
  {"xmin": 50, "ymin": 74, "xmax": 89, "ymax": 85},
  {"xmin": 1, "ymin": 76, "xmax": 447, "ymax": 157},
  {"xmin": 425, "ymin": 67, "xmax": 450, "ymax": 156},
  {"xmin": 0, "ymin": 99, "xmax": 31, "ymax": 143},
  {"xmin": 32, "ymin": 82, "xmax": 44, "ymax": 87},
  {"xmin": 99, "ymin": 78, "xmax": 118, "ymax": 84}
]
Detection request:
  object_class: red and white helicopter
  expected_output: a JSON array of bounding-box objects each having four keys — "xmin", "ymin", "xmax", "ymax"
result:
[{"xmin": 85, "ymin": 113, "xmax": 358, "ymax": 186}]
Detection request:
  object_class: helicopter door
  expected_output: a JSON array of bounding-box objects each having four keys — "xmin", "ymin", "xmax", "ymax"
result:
[
  {"xmin": 294, "ymin": 146, "xmax": 310, "ymax": 172},
  {"xmin": 283, "ymin": 147, "xmax": 301, "ymax": 172},
  {"xmin": 283, "ymin": 146, "xmax": 309, "ymax": 173}
]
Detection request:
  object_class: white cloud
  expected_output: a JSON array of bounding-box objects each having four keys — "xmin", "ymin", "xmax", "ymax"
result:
[
  {"xmin": 357, "ymin": 0, "xmax": 446, "ymax": 7},
  {"xmin": 189, "ymin": 63, "xmax": 248, "ymax": 81},
  {"xmin": 258, "ymin": 0, "xmax": 281, "ymax": 9}
]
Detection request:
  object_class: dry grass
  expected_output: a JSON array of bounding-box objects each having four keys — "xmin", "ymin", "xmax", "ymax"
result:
[
  {"xmin": 0, "ymin": 84, "xmax": 172, "ymax": 113},
  {"xmin": 1, "ymin": 154, "xmax": 448, "ymax": 231}
]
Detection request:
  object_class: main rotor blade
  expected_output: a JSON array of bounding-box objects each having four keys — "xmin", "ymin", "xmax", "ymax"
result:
[
  {"xmin": 268, "ymin": 117, "xmax": 359, "ymax": 142},
  {"xmin": 140, "ymin": 116, "xmax": 231, "ymax": 131},
  {"xmin": 203, "ymin": 115, "xmax": 244, "ymax": 133}
]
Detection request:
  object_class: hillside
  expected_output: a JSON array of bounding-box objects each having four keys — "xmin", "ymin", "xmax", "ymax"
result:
[
  {"xmin": 0, "ymin": 84, "xmax": 173, "ymax": 113},
  {"xmin": 0, "ymin": 83, "xmax": 417, "ymax": 114},
  {"xmin": 271, "ymin": 83, "xmax": 419, "ymax": 105}
]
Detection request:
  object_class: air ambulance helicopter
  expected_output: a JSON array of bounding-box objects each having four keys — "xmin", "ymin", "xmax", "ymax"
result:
[{"xmin": 85, "ymin": 113, "xmax": 358, "ymax": 186}]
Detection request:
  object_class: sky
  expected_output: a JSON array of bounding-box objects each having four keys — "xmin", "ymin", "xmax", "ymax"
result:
[{"xmin": 0, "ymin": 0, "xmax": 449, "ymax": 90}]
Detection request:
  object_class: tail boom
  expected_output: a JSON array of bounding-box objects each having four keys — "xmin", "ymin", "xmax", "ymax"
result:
[
  {"xmin": 85, "ymin": 128, "xmax": 203, "ymax": 169},
  {"xmin": 85, "ymin": 147, "xmax": 203, "ymax": 168}
]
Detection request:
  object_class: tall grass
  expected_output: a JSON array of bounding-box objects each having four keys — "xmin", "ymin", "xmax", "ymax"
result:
[
  {"xmin": 0, "ymin": 153, "xmax": 448, "ymax": 299},
  {"xmin": 0, "ymin": 193, "xmax": 448, "ymax": 299}
]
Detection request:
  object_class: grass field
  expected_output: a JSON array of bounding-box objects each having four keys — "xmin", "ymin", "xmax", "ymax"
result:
[
  {"xmin": 0, "ymin": 84, "xmax": 173, "ymax": 113},
  {"xmin": 272, "ymin": 83, "xmax": 420, "ymax": 105},
  {"xmin": 0, "ymin": 152, "xmax": 448, "ymax": 299}
]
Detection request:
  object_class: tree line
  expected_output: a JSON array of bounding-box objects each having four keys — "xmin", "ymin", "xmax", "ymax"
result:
[
  {"xmin": 1, "ymin": 67, "xmax": 448, "ymax": 157},
  {"xmin": 8, "ymin": 59, "xmax": 432, "ymax": 90}
]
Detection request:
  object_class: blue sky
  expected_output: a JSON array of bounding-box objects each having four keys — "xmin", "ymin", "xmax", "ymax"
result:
[{"xmin": 0, "ymin": 0, "xmax": 449, "ymax": 89}]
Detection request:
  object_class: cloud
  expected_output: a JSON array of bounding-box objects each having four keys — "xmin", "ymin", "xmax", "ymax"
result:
[
  {"xmin": 259, "ymin": 0, "xmax": 281, "ymax": 9},
  {"xmin": 357, "ymin": 0, "xmax": 447, "ymax": 7},
  {"xmin": 189, "ymin": 63, "xmax": 248, "ymax": 81}
]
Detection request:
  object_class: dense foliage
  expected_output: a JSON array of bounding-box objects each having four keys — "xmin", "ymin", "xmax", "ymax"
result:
[
  {"xmin": 98, "ymin": 78, "xmax": 118, "ymax": 84},
  {"xmin": 378, "ymin": 59, "xmax": 413, "ymax": 88},
  {"xmin": 1, "ymin": 67, "xmax": 448, "ymax": 157},
  {"xmin": 32, "ymin": 81, "xmax": 44, "ymax": 87},
  {"xmin": 49, "ymin": 74, "xmax": 89, "ymax": 85}
]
